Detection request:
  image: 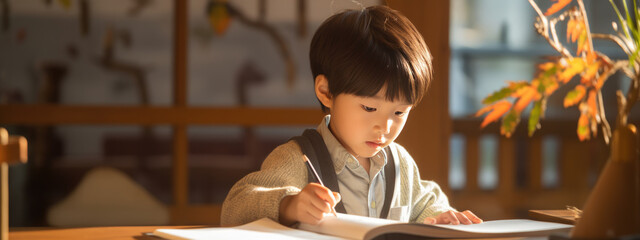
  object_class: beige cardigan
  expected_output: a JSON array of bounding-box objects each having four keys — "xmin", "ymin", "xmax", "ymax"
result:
[{"xmin": 220, "ymin": 137, "xmax": 454, "ymax": 226}]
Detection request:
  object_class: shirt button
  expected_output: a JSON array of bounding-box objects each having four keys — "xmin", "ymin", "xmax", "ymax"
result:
[{"xmin": 371, "ymin": 201, "xmax": 376, "ymax": 209}]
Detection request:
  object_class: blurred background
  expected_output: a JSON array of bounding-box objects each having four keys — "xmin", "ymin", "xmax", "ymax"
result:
[{"xmin": 0, "ymin": 0, "xmax": 638, "ymax": 227}]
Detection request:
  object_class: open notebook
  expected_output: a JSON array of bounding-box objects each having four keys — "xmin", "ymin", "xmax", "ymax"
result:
[
  {"xmin": 154, "ymin": 213, "xmax": 573, "ymax": 240},
  {"xmin": 300, "ymin": 213, "xmax": 572, "ymax": 239}
]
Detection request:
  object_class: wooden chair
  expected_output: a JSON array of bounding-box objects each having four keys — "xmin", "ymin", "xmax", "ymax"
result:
[{"xmin": 0, "ymin": 128, "xmax": 28, "ymax": 240}]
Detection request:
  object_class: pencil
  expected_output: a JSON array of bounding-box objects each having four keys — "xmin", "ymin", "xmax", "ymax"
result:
[{"xmin": 302, "ymin": 154, "xmax": 338, "ymax": 217}]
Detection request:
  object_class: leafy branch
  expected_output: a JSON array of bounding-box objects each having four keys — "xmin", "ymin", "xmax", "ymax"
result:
[{"xmin": 476, "ymin": 0, "xmax": 640, "ymax": 144}]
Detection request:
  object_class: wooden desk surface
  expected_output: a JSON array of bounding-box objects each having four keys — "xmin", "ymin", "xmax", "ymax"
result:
[
  {"xmin": 9, "ymin": 225, "xmax": 202, "ymax": 240},
  {"xmin": 9, "ymin": 210, "xmax": 574, "ymax": 240},
  {"xmin": 8, "ymin": 226, "xmax": 541, "ymax": 240}
]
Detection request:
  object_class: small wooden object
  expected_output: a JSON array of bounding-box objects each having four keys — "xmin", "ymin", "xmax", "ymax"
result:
[
  {"xmin": 0, "ymin": 128, "xmax": 28, "ymax": 240},
  {"xmin": 528, "ymin": 210, "xmax": 577, "ymax": 225}
]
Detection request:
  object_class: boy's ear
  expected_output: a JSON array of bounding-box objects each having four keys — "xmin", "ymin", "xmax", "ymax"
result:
[{"xmin": 314, "ymin": 74, "xmax": 333, "ymax": 109}]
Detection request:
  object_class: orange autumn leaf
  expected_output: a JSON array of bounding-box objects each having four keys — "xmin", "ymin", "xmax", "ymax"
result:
[
  {"xmin": 500, "ymin": 110, "xmax": 520, "ymax": 138},
  {"xmin": 537, "ymin": 68, "xmax": 559, "ymax": 96},
  {"xmin": 545, "ymin": 0, "xmax": 572, "ymax": 16},
  {"xmin": 577, "ymin": 111, "xmax": 590, "ymax": 141},
  {"xmin": 595, "ymin": 69, "xmax": 608, "ymax": 90},
  {"xmin": 510, "ymin": 81, "xmax": 536, "ymax": 99},
  {"xmin": 508, "ymin": 81, "xmax": 529, "ymax": 91},
  {"xmin": 577, "ymin": 31, "xmax": 590, "ymax": 55},
  {"xmin": 564, "ymin": 85, "xmax": 586, "ymax": 107},
  {"xmin": 514, "ymin": 86, "xmax": 541, "ymax": 113},
  {"xmin": 566, "ymin": 18, "xmax": 576, "ymax": 41},
  {"xmin": 475, "ymin": 104, "xmax": 494, "ymax": 117},
  {"xmin": 571, "ymin": 20, "xmax": 584, "ymax": 43},
  {"xmin": 559, "ymin": 58, "xmax": 585, "ymax": 83},
  {"xmin": 530, "ymin": 78, "xmax": 541, "ymax": 89},
  {"xmin": 538, "ymin": 62, "xmax": 556, "ymax": 71},
  {"xmin": 544, "ymin": 80, "xmax": 559, "ymax": 96},
  {"xmin": 579, "ymin": 101, "xmax": 599, "ymax": 136},
  {"xmin": 511, "ymin": 86, "xmax": 528, "ymax": 98},
  {"xmin": 581, "ymin": 61, "xmax": 599, "ymax": 86},
  {"xmin": 586, "ymin": 50, "xmax": 597, "ymax": 63},
  {"xmin": 478, "ymin": 100, "xmax": 513, "ymax": 128},
  {"xmin": 587, "ymin": 90, "xmax": 597, "ymax": 116}
]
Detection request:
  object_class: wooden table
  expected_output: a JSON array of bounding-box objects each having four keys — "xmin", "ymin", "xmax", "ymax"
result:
[
  {"xmin": 8, "ymin": 225, "xmax": 561, "ymax": 240},
  {"xmin": 9, "ymin": 226, "xmax": 202, "ymax": 240},
  {"xmin": 9, "ymin": 210, "xmax": 574, "ymax": 239}
]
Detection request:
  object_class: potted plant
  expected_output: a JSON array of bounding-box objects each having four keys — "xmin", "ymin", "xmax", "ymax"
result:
[{"xmin": 475, "ymin": 0, "xmax": 639, "ymax": 238}]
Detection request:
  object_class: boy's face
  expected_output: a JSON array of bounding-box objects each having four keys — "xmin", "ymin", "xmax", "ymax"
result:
[{"xmin": 327, "ymin": 88, "xmax": 412, "ymax": 160}]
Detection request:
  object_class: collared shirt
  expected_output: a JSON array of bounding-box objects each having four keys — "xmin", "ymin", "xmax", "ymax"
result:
[
  {"xmin": 317, "ymin": 115, "xmax": 386, "ymax": 218},
  {"xmin": 221, "ymin": 115, "xmax": 455, "ymax": 226}
]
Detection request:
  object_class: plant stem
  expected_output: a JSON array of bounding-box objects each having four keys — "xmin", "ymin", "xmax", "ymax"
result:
[
  {"xmin": 592, "ymin": 33, "xmax": 631, "ymax": 55},
  {"xmin": 621, "ymin": 73, "xmax": 640, "ymax": 126},
  {"xmin": 597, "ymin": 91, "xmax": 612, "ymax": 144},
  {"xmin": 577, "ymin": 0, "xmax": 615, "ymax": 143},
  {"xmin": 577, "ymin": 0, "xmax": 595, "ymax": 56},
  {"xmin": 527, "ymin": 0, "xmax": 639, "ymax": 142},
  {"xmin": 528, "ymin": 0, "xmax": 572, "ymax": 58}
]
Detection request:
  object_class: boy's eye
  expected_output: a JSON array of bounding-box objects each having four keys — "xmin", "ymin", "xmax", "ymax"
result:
[
  {"xmin": 395, "ymin": 111, "xmax": 405, "ymax": 117},
  {"xmin": 362, "ymin": 105, "xmax": 376, "ymax": 112}
]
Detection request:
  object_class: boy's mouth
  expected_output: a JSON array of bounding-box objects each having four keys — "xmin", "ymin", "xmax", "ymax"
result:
[{"xmin": 366, "ymin": 141, "xmax": 383, "ymax": 149}]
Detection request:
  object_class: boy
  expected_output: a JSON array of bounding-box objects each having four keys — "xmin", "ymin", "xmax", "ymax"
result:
[{"xmin": 221, "ymin": 5, "xmax": 482, "ymax": 226}]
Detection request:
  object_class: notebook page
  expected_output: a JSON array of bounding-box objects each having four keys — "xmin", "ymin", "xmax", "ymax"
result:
[
  {"xmin": 430, "ymin": 219, "xmax": 572, "ymax": 233},
  {"xmin": 155, "ymin": 218, "xmax": 345, "ymax": 240},
  {"xmin": 299, "ymin": 213, "xmax": 402, "ymax": 240}
]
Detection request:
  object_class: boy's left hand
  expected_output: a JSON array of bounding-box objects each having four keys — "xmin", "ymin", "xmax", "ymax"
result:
[{"xmin": 423, "ymin": 210, "xmax": 482, "ymax": 225}]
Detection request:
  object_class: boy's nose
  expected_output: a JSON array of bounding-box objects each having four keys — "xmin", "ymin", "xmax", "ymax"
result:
[{"xmin": 375, "ymin": 118, "xmax": 392, "ymax": 135}]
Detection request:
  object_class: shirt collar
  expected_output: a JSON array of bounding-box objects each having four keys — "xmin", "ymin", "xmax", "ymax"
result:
[{"xmin": 317, "ymin": 115, "xmax": 387, "ymax": 175}]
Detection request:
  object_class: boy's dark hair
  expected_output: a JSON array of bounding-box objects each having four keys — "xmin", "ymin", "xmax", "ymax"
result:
[{"xmin": 310, "ymin": 5, "xmax": 432, "ymax": 112}]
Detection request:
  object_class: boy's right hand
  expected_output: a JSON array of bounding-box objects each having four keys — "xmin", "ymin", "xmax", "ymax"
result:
[{"xmin": 279, "ymin": 183, "xmax": 341, "ymax": 226}]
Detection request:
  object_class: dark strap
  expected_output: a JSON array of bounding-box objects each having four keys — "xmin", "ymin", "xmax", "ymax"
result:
[
  {"xmin": 291, "ymin": 129, "xmax": 346, "ymax": 213},
  {"xmin": 379, "ymin": 147, "xmax": 397, "ymax": 219},
  {"xmin": 291, "ymin": 133, "xmax": 322, "ymax": 178},
  {"xmin": 291, "ymin": 129, "xmax": 397, "ymax": 218}
]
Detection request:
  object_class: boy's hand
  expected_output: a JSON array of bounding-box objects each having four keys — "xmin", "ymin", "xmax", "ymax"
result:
[
  {"xmin": 423, "ymin": 210, "xmax": 483, "ymax": 225},
  {"xmin": 279, "ymin": 183, "xmax": 341, "ymax": 226}
]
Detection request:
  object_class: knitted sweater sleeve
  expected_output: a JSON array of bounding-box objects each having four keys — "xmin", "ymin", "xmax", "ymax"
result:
[
  {"xmin": 395, "ymin": 145, "xmax": 455, "ymax": 223},
  {"xmin": 220, "ymin": 141, "xmax": 307, "ymax": 226}
]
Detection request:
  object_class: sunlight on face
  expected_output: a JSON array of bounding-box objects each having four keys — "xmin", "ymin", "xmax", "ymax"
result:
[{"xmin": 327, "ymin": 88, "xmax": 412, "ymax": 162}]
